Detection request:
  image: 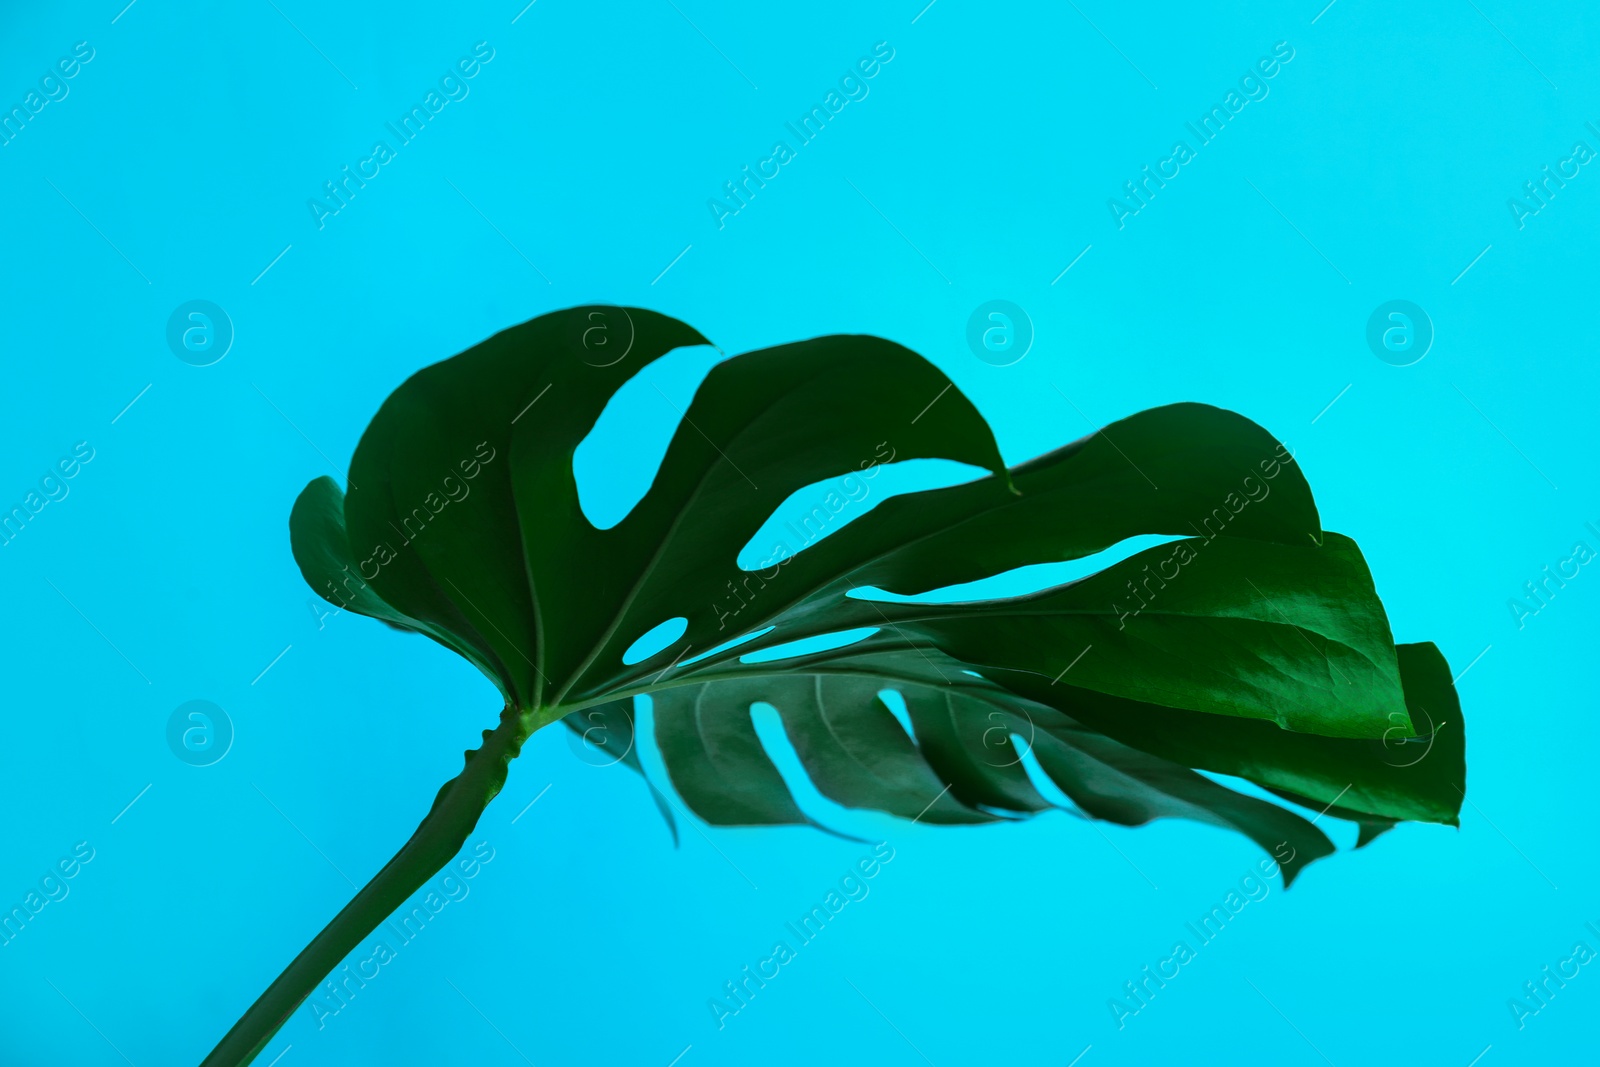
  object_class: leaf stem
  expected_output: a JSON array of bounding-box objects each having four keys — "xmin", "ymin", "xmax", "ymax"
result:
[{"xmin": 200, "ymin": 705, "xmax": 540, "ymax": 1067}]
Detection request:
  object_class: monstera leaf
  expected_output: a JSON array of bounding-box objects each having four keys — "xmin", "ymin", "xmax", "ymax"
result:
[{"xmin": 203, "ymin": 306, "xmax": 1466, "ymax": 1065}]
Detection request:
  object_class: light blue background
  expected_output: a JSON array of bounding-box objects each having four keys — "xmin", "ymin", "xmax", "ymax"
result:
[{"xmin": 1, "ymin": 1, "xmax": 1595, "ymax": 1064}]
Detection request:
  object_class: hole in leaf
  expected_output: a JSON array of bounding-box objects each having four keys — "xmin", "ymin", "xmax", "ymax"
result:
[
  {"xmin": 622, "ymin": 616, "xmax": 688, "ymax": 665},
  {"xmin": 680, "ymin": 626, "xmax": 775, "ymax": 667},
  {"xmin": 749, "ymin": 702, "xmax": 874, "ymax": 833},
  {"xmin": 1014, "ymin": 735, "xmax": 1078, "ymax": 812},
  {"xmin": 736, "ymin": 458, "xmax": 991, "ymax": 570},
  {"xmin": 877, "ymin": 688, "xmax": 916, "ymax": 742},
  {"xmin": 749, "ymin": 701, "xmax": 806, "ymax": 788},
  {"xmin": 739, "ymin": 627, "xmax": 880, "ymax": 665},
  {"xmin": 573, "ymin": 343, "xmax": 721, "ymax": 530},
  {"xmin": 847, "ymin": 533, "xmax": 1185, "ymax": 603}
]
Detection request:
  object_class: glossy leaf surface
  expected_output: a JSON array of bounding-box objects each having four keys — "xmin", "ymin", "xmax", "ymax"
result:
[
  {"xmin": 292, "ymin": 306, "xmax": 1462, "ymax": 868},
  {"xmin": 209, "ymin": 306, "xmax": 1467, "ymax": 1065}
]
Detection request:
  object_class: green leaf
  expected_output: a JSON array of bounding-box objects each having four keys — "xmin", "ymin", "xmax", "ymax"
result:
[
  {"xmin": 206, "ymin": 306, "xmax": 1466, "ymax": 1064},
  {"xmin": 1041, "ymin": 641, "xmax": 1465, "ymax": 826}
]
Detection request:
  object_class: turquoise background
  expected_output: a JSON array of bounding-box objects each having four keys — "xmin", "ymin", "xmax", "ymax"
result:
[{"xmin": 1, "ymin": 1, "xmax": 1596, "ymax": 1064}]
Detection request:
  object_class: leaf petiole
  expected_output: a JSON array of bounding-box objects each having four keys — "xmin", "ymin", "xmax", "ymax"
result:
[{"xmin": 200, "ymin": 703, "xmax": 546, "ymax": 1067}]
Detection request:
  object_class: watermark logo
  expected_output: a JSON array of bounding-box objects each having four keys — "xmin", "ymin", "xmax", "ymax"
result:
[
  {"xmin": 166, "ymin": 700, "xmax": 234, "ymax": 767},
  {"xmin": 309, "ymin": 43, "xmax": 496, "ymax": 230},
  {"xmin": 1, "ymin": 41, "xmax": 95, "ymax": 149},
  {"xmin": 166, "ymin": 300, "xmax": 234, "ymax": 366},
  {"xmin": 315, "ymin": 442, "xmax": 497, "ymax": 612},
  {"xmin": 1115, "ymin": 444, "xmax": 1295, "ymax": 630},
  {"xmin": 1, "ymin": 441, "xmax": 94, "ymax": 549},
  {"xmin": 0, "ymin": 841, "xmax": 95, "ymax": 949},
  {"xmin": 1107, "ymin": 42, "xmax": 1295, "ymax": 229},
  {"xmin": 713, "ymin": 441, "xmax": 896, "ymax": 631},
  {"xmin": 966, "ymin": 300, "xmax": 1033, "ymax": 367},
  {"xmin": 1508, "ymin": 125, "xmax": 1598, "ymax": 230},
  {"xmin": 1365, "ymin": 300, "xmax": 1432, "ymax": 367},
  {"xmin": 980, "ymin": 706, "xmax": 1034, "ymax": 768},
  {"xmin": 565, "ymin": 706, "xmax": 634, "ymax": 768},
  {"xmin": 579, "ymin": 307, "xmax": 635, "ymax": 368},
  {"xmin": 1508, "ymin": 525, "xmax": 1598, "ymax": 630},
  {"xmin": 708, "ymin": 842, "xmax": 895, "ymax": 1029},
  {"xmin": 1509, "ymin": 925, "xmax": 1599, "ymax": 1030},
  {"xmin": 707, "ymin": 43, "xmax": 896, "ymax": 229},
  {"xmin": 309, "ymin": 841, "xmax": 496, "ymax": 1030},
  {"xmin": 1108, "ymin": 843, "xmax": 1294, "ymax": 1030},
  {"xmin": 1379, "ymin": 703, "xmax": 1438, "ymax": 768}
]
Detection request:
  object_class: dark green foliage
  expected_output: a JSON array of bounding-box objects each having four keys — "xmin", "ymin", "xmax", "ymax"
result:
[
  {"xmin": 208, "ymin": 305, "xmax": 1467, "ymax": 1066},
  {"xmin": 293, "ymin": 307, "xmax": 1464, "ymax": 883}
]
